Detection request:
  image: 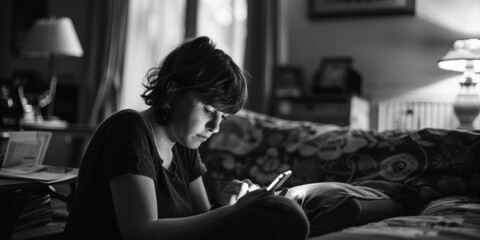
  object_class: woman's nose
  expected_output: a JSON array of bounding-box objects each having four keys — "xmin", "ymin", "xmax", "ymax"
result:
[{"xmin": 206, "ymin": 115, "xmax": 222, "ymax": 133}]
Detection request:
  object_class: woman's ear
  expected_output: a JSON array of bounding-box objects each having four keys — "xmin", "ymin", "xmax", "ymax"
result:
[{"xmin": 166, "ymin": 80, "xmax": 180, "ymax": 96}]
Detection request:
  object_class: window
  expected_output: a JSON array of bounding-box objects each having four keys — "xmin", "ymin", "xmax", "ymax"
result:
[
  {"xmin": 121, "ymin": 0, "xmax": 186, "ymax": 111},
  {"xmin": 120, "ymin": 0, "xmax": 248, "ymax": 111},
  {"xmin": 197, "ymin": 0, "xmax": 247, "ymax": 68}
]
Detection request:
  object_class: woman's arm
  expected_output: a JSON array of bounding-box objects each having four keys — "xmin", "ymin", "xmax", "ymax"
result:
[
  {"xmin": 111, "ymin": 174, "xmax": 263, "ymax": 240},
  {"xmin": 188, "ymin": 177, "xmax": 211, "ymax": 213}
]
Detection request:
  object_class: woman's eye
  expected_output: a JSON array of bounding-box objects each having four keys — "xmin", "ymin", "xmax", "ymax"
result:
[
  {"xmin": 203, "ymin": 106, "xmax": 227, "ymax": 121},
  {"xmin": 203, "ymin": 107, "xmax": 214, "ymax": 116}
]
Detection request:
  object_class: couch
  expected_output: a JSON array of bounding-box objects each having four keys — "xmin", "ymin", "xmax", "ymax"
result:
[{"xmin": 199, "ymin": 109, "xmax": 480, "ymax": 239}]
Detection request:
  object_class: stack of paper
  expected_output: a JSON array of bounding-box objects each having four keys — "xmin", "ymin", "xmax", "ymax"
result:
[{"xmin": 0, "ymin": 188, "xmax": 54, "ymax": 240}]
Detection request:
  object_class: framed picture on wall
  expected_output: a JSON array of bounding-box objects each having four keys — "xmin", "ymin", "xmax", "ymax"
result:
[
  {"xmin": 308, "ymin": 0, "xmax": 415, "ymax": 19},
  {"xmin": 273, "ymin": 66, "xmax": 304, "ymax": 97},
  {"xmin": 312, "ymin": 57, "xmax": 352, "ymax": 93}
]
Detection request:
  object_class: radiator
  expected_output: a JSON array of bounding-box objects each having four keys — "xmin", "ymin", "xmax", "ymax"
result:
[{"xmin": 377, "ymin": 101, "xmax": 459, "ymax": 131}]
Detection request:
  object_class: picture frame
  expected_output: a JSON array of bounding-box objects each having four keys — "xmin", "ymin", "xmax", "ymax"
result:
[
  {"xmin": 308, "ymin": 0, "xmax": 415, "ymax": 19},
  {"xmin": 273, "ymin": 66, "xmax": 304, "ymax": 97},
  {"xmin": 313, "ymin": 57, "xmax": 352, "ymax": 93}
]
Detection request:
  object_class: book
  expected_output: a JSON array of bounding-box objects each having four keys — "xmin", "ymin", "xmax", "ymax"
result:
[
  {"xmin": 1, "ymin": 131, "xmax": 51, "ymax": 168},
  {"xmin": 0, "ymin": 188, "xmax": 54, "ymax": 240},
  {"xmin": 0, "ymin": 131, "xmax": 78, "ymax": 184},
  {"xmin": 11, "ymin": 222, "xmax": 65, "ymax": 240}
]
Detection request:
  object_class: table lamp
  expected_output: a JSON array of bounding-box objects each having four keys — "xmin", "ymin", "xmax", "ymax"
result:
[
  {"xmin": 437, "ymin": 38, "xmax": 480, "ymax": 130},
  {"xmin": 21, "ymin": 17, "xmax": 83, "ymax": 120}
]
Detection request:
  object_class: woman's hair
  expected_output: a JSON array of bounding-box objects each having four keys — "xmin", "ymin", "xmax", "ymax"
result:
[{"xmin": 141, "ymin": 36, "xmax": 249, "ymax": 125}]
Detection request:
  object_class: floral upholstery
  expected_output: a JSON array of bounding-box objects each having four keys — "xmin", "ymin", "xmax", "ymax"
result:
[{"xmin": 199, "ymin": 109, "xmax": 480, "ymax": 203}]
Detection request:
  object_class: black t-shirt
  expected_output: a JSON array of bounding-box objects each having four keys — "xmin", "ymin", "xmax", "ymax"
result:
[{"xmin": 65, "ymin": 109, "xmax": 207, "ymax": 239}]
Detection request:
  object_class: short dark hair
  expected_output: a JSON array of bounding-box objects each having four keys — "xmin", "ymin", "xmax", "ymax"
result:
[{"xmin": 141, "ymin": 36, "xmax": 249, "ymax": 125}]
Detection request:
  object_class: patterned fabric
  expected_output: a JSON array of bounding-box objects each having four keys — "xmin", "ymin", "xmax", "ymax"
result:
[
  {"xmin": 314, "ymin": 223, "xmax": 480, "ymax": 240},
  {"xmin": 312, "ymin": 195, "xmax": 480, "ymax": 240},
  {"xmin": 420, "ymin": 195, "xmax": 480, "ymax": 217},
  {"xmin": 199, "ymin": 109, "xmax": 480, "ymax": 203}
]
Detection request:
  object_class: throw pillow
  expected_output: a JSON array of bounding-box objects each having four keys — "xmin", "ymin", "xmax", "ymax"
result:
[{"xmin": 284, "ymin": 182, "xmax": 407, "ymax": 237}]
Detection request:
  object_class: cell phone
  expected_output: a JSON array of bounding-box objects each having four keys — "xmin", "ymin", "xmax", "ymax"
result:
[{"xmin": 266, "ymin": 170, "xmax": 292, "ymax": 192}]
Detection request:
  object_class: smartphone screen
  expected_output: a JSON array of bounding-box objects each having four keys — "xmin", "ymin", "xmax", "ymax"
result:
[{"xmin": 266, "ymin": 170, "xmax": 292, "ymax": 192}]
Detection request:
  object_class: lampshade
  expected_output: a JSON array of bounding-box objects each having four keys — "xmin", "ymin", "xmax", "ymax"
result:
[
  {"xmin": 21, "ymin": 17, "xmax": 83, "ymax": 57},
  {"xmin": 437, "ymin": 38, "xmax": 480, "ymax": 73}
]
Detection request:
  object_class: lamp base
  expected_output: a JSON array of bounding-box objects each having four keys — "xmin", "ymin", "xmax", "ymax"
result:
[
  {"xmin": 453, "ymin": 92, "xmax": 480, "ymax": 130},
  {"xmin": 23, "ymin": 116, "xmax": 68, "ymax": 127}
]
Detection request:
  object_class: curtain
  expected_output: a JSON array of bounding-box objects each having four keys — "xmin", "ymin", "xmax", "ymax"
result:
[
  {"xmin": 196, "ymin": 0, "xmax": 248, "ymax": 69},
  {"xmin": 88, "ymin": 0, "xmax": 129, "ymax": 125},
  {"xmin": 243, "ymin": 0, "xmax": 277, "ymax": 114},
  {"xmin": 119, "ymin": 0, "xmax": 186, "ymax": 112}
]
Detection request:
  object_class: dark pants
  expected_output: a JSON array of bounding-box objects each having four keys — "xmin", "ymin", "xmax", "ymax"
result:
[{"xmin": 194, "ymin": 195, "xmax": 309, "ymax": 240}]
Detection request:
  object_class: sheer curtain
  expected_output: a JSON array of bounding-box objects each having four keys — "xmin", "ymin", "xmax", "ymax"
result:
[
  {"xmin": 197, "ymin": 0, "xmax": 277, "ymax": 114},
  {"xmin": 120, "ymin": 0, "xmax": 186, "ymax": 111},
  {"xmin": 88, "ymin": 0, "xmax": 129, "ymax": 125},
  {"xmin": 196, "ymin": 0, "xmax": 247, "ymax": 69}
]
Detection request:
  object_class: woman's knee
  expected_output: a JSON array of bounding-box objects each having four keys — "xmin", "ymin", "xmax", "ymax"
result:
[
  {"xmin": 196, "ymin": 196, "xmax": 309, "ymax": 240},
  {"xmin": 253, "ymin": 195, "xmax": 310, "ymax": 239}
]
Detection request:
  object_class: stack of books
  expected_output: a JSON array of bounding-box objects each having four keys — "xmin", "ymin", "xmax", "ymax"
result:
[
  {"xmin": 0, "ymin": 131, "xmax": 77, "ymax": 239},
  {"xmin": 0, "ymin": 188, "xmax": 59, "ymax": 240}
]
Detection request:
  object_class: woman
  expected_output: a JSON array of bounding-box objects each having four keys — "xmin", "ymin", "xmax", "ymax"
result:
[{"xmin": 65, "ymin": 36, "xmax": 309, "ymax": 240}]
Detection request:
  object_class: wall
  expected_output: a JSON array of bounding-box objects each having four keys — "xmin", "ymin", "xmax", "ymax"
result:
[{"xmin": 284, "ymin": 0, "xmax": 480, "ymax": 105}]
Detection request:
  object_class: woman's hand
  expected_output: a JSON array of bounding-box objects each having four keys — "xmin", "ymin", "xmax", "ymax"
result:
[
  {"xmin": 233, "ymin": 187, "xmax": 270, "ymax": 211},
  {"xmin": 216, "ymin": 179, "xmax": 261, "ymax": 206}
]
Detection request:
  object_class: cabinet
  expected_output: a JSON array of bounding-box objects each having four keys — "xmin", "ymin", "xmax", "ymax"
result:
[{"xmin": 272, "ymin": 94, "xmax": 370, "ymax": 129}]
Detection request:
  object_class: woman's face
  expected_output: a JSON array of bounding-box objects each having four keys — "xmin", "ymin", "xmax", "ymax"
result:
[{"xmin": 168, "ymin": 91, "xmax": 229, "ymax": 149}]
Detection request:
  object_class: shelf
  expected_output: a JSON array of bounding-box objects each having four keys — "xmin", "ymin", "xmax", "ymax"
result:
[{"xmin": 272, "ymin": 94, "xmax": 370, "ymax": 129}]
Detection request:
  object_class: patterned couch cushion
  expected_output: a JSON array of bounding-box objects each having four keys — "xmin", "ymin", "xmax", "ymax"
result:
[
  {"xmin": 199, "ymin": 109, "xmax": 480, "ymax": 203},
  {"xmin": 311, "ymin": 196, "xmax": 480, "ymax": 240},
  {"xmin": 312, "ymin": 218, "xmax": 480, "ymax": 240},
  {"xmin": 199, "ymin": 109, "xmax": 340, "ymax": 200},
  {"xmin": 419, "ymin": 195, "xmax": 480, "ymax": 217}
]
